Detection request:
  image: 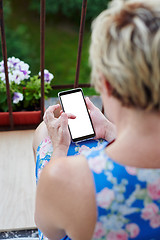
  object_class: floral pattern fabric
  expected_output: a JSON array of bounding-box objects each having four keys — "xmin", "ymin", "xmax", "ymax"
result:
[
  {"xmin": 83, "ymin": 143, "xmax": 160, "ymax": 240},
  {"xmin": 36, "ymin": 138, "xmax": 160, "ymax": 240},
  {"xmin": 36, "ymin": 137, "xmax": 105, "ymax": 240}
]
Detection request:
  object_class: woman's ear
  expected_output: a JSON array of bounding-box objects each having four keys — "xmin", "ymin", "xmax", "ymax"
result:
[{"xmin": 100, "ymin": 74, "xmax": 112, "ymax": 97}]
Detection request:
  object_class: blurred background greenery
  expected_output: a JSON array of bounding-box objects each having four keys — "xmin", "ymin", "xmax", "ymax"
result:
[{"xmin": 0, "ymin": 0, "xmax": 111, "ymax": 96}]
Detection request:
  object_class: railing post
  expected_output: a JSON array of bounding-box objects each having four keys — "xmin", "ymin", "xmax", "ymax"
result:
[
  {"xmin": 0, "ymin": 0, "xmax": 14, "ymax": 129},
  {"xmin": 40, "ymin": 0, "xmax": 45, "ymax": 121},
  {"xmin": 74, "ymin": 0, "xmax": 88, "ymax": 89}
]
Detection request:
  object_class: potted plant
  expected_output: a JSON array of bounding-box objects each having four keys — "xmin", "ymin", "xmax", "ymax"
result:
[{"xmin": 0, "ymin": 57, "xmax": 54, "ymax": 126}]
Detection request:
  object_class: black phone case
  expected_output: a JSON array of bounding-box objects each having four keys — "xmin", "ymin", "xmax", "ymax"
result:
[{"xmin": 58, "ymin": 88, "xmax": 95, "ymax": 142}]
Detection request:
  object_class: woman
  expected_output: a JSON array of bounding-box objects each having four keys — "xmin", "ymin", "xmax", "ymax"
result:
[{"xmin": 33, "ymin": 0, "xmax": 160, "ymax": 239}]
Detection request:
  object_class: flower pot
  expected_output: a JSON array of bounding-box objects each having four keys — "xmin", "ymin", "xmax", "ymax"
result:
[{"xmin": 0, "ymin": 110, "xmax": 41, "ymax": 126}]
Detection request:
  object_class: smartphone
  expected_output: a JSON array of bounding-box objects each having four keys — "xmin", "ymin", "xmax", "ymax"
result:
[{"xmin": 58, "ymin": 88, "xmax": 95, "ymax": 142}]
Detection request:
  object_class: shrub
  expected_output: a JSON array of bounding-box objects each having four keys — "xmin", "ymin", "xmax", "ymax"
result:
[{"xmin": 30, "ymin": 0, "xmax": 111, "ymax": 23}]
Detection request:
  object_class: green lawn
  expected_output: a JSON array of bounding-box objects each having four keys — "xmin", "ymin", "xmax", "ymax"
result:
[{"xmin": 6, "ymin": 0, "xmax": 97, "ymax": 97}]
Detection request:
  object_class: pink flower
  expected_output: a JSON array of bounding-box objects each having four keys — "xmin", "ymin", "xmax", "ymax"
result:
[
  {"xmin": 125, "ymin": 166, "xmax": 137, "ymax": 175},
  {"xmin": 44, "ymin": 137, "xmax": 51, "ymax": 144},
  {"xmin": 78, "ymin": 145, "xmax": 90, "ymax": 154},
  {"xmin": 40, "ymin": 147, "xmax": 49, "ymax": 159},
  {"xmin": 97, "ymin": 187, "xmax": 115, "ymax": 209},
  {"xmin": 93, "ymin": 222, "xmax": 105, "ymax": 239},
  {"xmin": 147, "ymin": 178, "xmax": 160, "ymax": 200},
  {"xmin": 107, "ymin": 230, "xmax": 128, "ymax": 240},
  {"xmin": 41, "ymin": 137, "xmax": 51, "ymax": 147},
  {"xmin": 88, "ymin": 156, "xmax": 106, "ymax": 174},
  {"xmin": 42, "ymin": 160, "xmax": 49, "ymax": 168},
  {"xmin": 150, "ymin": 215, "xmax": 160, "ymax": 228},
  {"xmin": 126, "ymin": 223, "xmax": 140, "ymax": 238},
  {"xmin": 39, "ymin": 138, "xmax": 52, "ymax": 158},
  {"xmin": 141, "ymin": 203, "xmax": 159, "ymax": 220}
]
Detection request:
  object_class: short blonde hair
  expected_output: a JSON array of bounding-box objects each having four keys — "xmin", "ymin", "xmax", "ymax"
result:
[{"xmin": 90, "ymin": 0, "xmax": 160, "ymax": 111}]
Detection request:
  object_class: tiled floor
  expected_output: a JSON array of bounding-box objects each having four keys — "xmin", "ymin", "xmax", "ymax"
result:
[{"xmin": 0, "ymin": 130, "xmax": 36, "ymax": 232}]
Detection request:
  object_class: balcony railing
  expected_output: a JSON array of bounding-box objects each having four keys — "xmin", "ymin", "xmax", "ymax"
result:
[{"xmin": 0, "ymin": 0, "xmax": 91, "ymax": 131}]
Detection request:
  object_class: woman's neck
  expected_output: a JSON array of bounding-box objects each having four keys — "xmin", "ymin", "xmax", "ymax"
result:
[
  {"xmin": 116, "ymin": 108, "xmax": 160, "ymax": 137},
  {"xmin": 106, "ymin": 108, "xmax": 160, "ymax": 168}
]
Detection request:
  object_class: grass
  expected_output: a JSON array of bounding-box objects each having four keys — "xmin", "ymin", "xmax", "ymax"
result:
[{"xmin": 6, "ymin": 0, "xmax": 97, "ymax": 97}]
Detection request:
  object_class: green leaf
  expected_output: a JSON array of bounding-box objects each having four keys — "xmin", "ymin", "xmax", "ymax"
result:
[
  {"xmin": 135, "ymin": 189, "xmax": 148, "ymax": 200},
  {"xmin": 0, "ymin": 91, "xmax": 7, "ymax": 104},
  {"xmin": 0, "ymin": 102, "xmax": 8, "ymax": 112}
]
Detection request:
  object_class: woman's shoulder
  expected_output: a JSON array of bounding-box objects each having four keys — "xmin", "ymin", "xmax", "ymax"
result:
[{"xmin": 43, "ymin": 154, "xmax": 97, "ymax": 239}]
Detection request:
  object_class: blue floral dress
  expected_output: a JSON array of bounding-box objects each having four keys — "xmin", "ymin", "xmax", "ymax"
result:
[{"xmin": 36, "ymin": 137, "xmax": 160, "ymax": 240}]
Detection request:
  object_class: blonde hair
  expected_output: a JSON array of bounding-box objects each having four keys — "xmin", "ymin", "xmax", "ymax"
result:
[{"xmin": 90, "ymin": 0, "xmax": 160, "ymax": 111}]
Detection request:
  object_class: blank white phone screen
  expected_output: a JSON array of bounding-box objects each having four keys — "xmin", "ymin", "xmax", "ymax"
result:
[{"xmin": 61, "ymin": 92, "xmax": 94, "ymax": 139}]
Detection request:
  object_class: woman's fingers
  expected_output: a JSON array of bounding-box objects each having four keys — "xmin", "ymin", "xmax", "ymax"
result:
[
  {"xmin": 66, "ymin": 113, "xmax": 76, "ymax": 119},
  {"xmin": 43, "ymin": 105, "xmax": 71, "ymax": 153},
  {"xmin": 43, "ymin": 105, "xmax": 76, "ymax": 135},
  {"xmin": 60, "ymin": 110, "xmax": 76, "ymax": 119},
  {"xmin": 60, "ymin": 113, "xmax": 68, "ymax": 129},
  {"xmin": 60, "ymin": 113, "xmax": 71, "ymax": 142},
  {"xmin": 60, "ymin": 110, "xmax": 63, "ymax": 115},
  {"xmin": 85, "ymin": 97, "xmax": 95, "ymax": 111},
  {"xmin": 43, "ymin": 104, "xmax": 60, "ymax": 122}
]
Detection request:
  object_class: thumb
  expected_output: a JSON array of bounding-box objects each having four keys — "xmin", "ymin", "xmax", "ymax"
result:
[{"xmin": 85, "ymin": 97, "xmax": 95, "ymax": 111}]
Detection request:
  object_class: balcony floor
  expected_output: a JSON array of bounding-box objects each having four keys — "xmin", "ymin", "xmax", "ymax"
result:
[{"xmin": 0, "ymin": 130, "xmax": 36, "ymax": 232}]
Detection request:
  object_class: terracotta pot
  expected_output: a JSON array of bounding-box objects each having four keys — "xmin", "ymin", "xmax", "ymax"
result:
[{"xmin": 0, "ymin": 110, "xmax": 41, "ymax": 126}]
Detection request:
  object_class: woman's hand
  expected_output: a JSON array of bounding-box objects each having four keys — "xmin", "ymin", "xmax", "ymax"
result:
[
  {"xmin": 43, "ymin": 104, "xmax": 76, "ymax": 157},
  {"xmin": 85, "ymin": 97, "xmax": 116, "ymax": 142}
]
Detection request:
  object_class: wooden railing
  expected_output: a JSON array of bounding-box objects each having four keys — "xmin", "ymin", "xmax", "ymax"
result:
[{"xmin": 0, "ymin": 0, "xmax": 90, "ymax": 130}]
